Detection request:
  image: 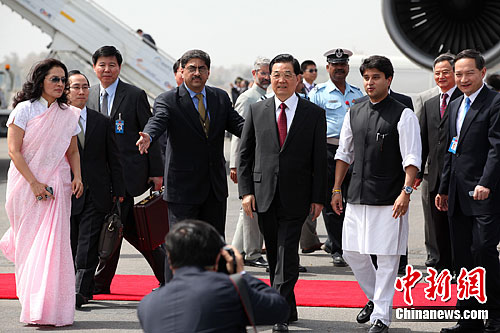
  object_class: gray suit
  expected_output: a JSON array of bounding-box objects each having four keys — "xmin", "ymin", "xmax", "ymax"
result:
[{"xmin": 412, "ymin": 86, "xmax": 440, "ymax": 264}]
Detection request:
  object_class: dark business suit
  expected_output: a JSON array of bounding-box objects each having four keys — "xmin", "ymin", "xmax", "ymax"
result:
[
  {"xmin": 238, "ymin": 95, "xmax": 327, "ymax": 321},
  {"xmin": 355, "ymin": 90, "xmax": 413, "ymax": 109},
  {"xmin": 70, "ymin": 108, "xmax": 124, "ymax": 299},
  {"xmin": 439, "ymin": 85, "xmax": 500, "ymax": 324},
  {"xmin": 143, "ymin": 84, "xmax": 244, "ymax": 281},
  {"xmin": 87, "ymin": 79, "xmax": 165, "ymax": 291},
  {"xmin": 143, "ymin": 84, "xmax": 244, "ymax": 235},
  {"xmin": 390, "ymin": 90, "xmax": 413, "ymax": 110},
  {"xmin": 419, "ymin": 88, "xmax": 461, "ymax": 270},
  {"xmin": 137, "ymin": 266, "xmax": 289, "ymax": 333}
]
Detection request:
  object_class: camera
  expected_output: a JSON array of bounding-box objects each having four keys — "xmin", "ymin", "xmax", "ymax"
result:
[{"xmin": 218, "ymin": 245, "xmax": 237, "ymax": 274}]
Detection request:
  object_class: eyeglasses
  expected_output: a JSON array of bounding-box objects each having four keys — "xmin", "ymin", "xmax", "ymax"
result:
[
  {"xmin": 185, "ymin": 65, "xmax": 208, "ymax": 74},
  {"xmin": 306, "ymin": 69, "xmax": 318, "ymax": 73},
  {"xmin": 48, "ymin": 76, "xmax": 67, "ymax": 84},
  {"xmin": 256, "ymin": 70, "xmax": 270, "ymax": 76},
  {"xmin": 271, "ymin": 71, "xmax": 295, "ymax": 80},
  {"xmin": 69, "ymin": 85, "xmax": 89, "ymax": 91}
]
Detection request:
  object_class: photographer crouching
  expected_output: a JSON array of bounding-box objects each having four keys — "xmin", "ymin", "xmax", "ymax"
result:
[{"xmin": 137, "ymin": 219, "xmax": 289, "ymax": 332}]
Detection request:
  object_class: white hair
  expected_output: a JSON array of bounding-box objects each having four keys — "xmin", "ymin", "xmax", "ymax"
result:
[{"xmin": 253, "ymin": 56, "xmax": 271, "ymax": 70}]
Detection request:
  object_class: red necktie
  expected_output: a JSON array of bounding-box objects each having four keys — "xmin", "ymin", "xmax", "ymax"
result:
[
  {"xmin": 278, "ymin": 103, "xmax": 287, "ymax": 147},
  {"xmin": 440, "ymin": 93, "xmax": 448, "ymax": 118}
]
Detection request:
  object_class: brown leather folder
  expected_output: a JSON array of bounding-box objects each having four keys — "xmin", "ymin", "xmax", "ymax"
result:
[{"xmin": 133, "ymin": 188, "xmax": 169, "ymax": 251}]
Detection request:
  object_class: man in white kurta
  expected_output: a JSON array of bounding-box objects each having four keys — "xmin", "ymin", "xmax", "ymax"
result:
[{"xmin": 331, "ymin": 55, "xmax": 421, "ymax": 333}]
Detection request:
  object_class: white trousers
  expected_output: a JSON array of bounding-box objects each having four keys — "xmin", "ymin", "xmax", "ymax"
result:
[
  {"xmin": 231, "ymin": 207, "xmax": 263, "ymax": 260},
  {"xmin": 343, "ymin": 250, "xmax": 400, "ymax": 326}
]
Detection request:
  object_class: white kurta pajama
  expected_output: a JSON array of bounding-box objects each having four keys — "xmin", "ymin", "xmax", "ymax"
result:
[{"xmin": 335, "ymin": 107, "xmax": 421, "ymax": 326}]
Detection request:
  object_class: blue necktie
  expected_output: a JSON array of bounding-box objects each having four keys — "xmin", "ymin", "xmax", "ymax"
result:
[
  {"xmin": 458, "ymin": 97, "xmax": 471, "ymax": 135},
  {"xmin": 464, "ymin": 97, "xmax": 471, "ymax": 115}
]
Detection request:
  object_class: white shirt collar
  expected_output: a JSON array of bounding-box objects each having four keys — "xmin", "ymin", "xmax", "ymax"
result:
[
  {"xmin": 463, "ymin": 84, "xmax": 484, "ymax": 104},
  {"xmin": 303, "ymin": 79, "xmax": 315, "ymax": 90},
  {"xmin": 440, "ymin": 85, "xmax": 457, "ymax": 97},
  {"xmin": 80, "ymin": 106, "xmax": 87, "ymax": 121},
  {"xmin": 274, "ymin": 93, "xmax": 299, "ymax": 112},
  {"xmin": 38, "ymin": 96, "xmax": 49, "ymax": 108}
]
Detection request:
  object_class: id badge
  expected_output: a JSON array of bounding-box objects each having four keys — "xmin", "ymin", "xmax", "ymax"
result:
[
  {"xmin": 115, "ymin": 113, "xmax": 124, "ymax": 134},
  {"xmin": 448, "ymin": 136, "xmax": 458, "ymax": 154},
  {"xmin": 115, "ymin": 119, "xmax": 124, "ymax": 134}
]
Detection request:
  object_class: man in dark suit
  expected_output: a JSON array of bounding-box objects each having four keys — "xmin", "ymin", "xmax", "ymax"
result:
[
  {"xmin": 67, "ymin": 70, "xmax": 125, "ymax": 307},
  {"xmin": 87, "ymin": 46, "xmax": 165, "ymax": 294},
  {"xmin": 436, "ymin": 49, "xmax": 500, "ymax": 333},
  {"xmin": 238, "ymin": 54, "xmax": 327, "ymax": 332},
  {"xmin": 136, "ymin": 49, "xmax": 244, "ymax": 279},
  {"xmin": 137, "ymin": 220, "xmax": 288, "ymax": 332},
  {"xmin": 417, "ymin": 53, "xmax": 461, "ymax": 271}
]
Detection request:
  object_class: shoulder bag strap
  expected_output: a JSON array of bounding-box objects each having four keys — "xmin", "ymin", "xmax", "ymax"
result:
[{"xmin": 229, "ymin": 273, "xmax": 257, "ymax": 333}]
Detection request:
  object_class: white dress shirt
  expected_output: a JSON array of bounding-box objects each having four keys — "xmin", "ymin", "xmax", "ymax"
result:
[
  {"xmin": 335, "ymin": 107, "xmax": 422, "ymax": 255},
  {"xmin": 440, "ymin": 85, "xmax": 457, "ymax": 107},
  {"xmin": 79, "ymin": 106, "xmax": 87, "ymax": 134},
  {"xmin": 456, "ymin": 84, "xmax": 483, "ymax": 136},
  {"xmin": 274, "ymin": 93, "xmax": 299, "ymax": 132}
]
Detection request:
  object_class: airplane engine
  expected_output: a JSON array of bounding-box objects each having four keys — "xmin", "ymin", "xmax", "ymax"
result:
[{"xmin": 382, "ymin": 0, "xmax": 500, "ymax": 68}]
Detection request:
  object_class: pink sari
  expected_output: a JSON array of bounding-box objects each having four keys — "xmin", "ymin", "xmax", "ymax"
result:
[{"xmin": 0, "ymin": 101, "xmax": 79, "ymax": 326}]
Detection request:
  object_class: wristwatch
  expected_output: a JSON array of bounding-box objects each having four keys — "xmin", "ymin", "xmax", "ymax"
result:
[{"xmin": 402, "ymin": 186, "xmax": 413, "ymax": 195}]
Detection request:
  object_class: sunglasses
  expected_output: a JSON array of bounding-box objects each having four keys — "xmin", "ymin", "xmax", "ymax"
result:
[
  {"xmin": 48, "ymin": 76, "xmax": 67, "ymax": 84},
  {"xmin": 306, "ymin": 69, "xmax": 318, "ymax": 73}
]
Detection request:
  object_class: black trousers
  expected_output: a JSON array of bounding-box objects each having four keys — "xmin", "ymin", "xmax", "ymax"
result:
[
  {"xmin": 164, "ymin": 185, "xmax": 227, "ymax": 282},
  {"xmin": 259, "ymin": 189, "xmax": 308, "ymax": 323},
  {"xmin": 428, "ymin": 187, "xmax": 453, "ymax": 270},
  {"xmin": 70, "ymin": 190, "xmax": 105, "ymax": 298},
  {"xmin": 322, "ymin": 143, "xmax": 349, "ymax": 255},
  {"xmin": 94, "ymin": 195, "xmax": 166, "ymax": 292},
  {"xmin": 449, "ymin": 197, "xmax": 500, "ymax": 322}
]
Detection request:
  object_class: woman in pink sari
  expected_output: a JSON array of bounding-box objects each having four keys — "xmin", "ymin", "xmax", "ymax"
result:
[{"xmin": 0, "ymin": 59, "xmax": 84, "ymax": 326}]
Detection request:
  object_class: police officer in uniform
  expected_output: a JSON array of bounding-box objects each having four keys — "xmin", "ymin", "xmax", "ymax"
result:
[{"xmin": 308, "ymin": 48, "xmax": 363, "ymax": 266}]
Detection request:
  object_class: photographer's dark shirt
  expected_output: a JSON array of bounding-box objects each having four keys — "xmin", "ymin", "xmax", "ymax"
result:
[{"xmin": 137, "ymin": 266, "xmax": 288, "ymax": 333}]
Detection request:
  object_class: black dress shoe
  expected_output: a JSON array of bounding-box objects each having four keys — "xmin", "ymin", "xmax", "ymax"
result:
[
  {"xmin": 301, "ymin": 243, "xmax": 323, "ymax": 254},
  {"xmin": 298, "ymin": 264, "xmax": 307, "ymax": 273},
  {"xmin": 272, "ymin": 323, "xmax": 289, "ymax": 332},
  {"xmin": 425, "ymin": 258, "xmax": 437, "ymax": 267},
  {"xmin": 76, "ymin": 293, "xmax": 88, "ymax": 308},
  {"xmin": 356, "ymin": 300, "xmax": 374, "ymax": 323},
  {"xmin": 244, "ymin": 257, "xmax": 269, "ymax": 268},
  {"xmin": 369, "ymin": 319, "xmax": 388, "ymax": 333},
  {"xmin": 93, "ymin": 287, "xmax": 110, "ymax": 295},
  {"xmin": 485, "ymin": 318, "xmax": 500, "ymax": 333},
  {"xmin": 440, "ymin": 323, "xmax": 484, "ymax": 333},
  {"xmin": 332, "ymin": 252, "xmax": 347, "ymax": 267}
]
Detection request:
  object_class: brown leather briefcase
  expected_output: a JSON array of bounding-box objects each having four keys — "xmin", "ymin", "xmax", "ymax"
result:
[{"xmin": 133, "ymin": 188, "xmax": 169, "ymax": 252}]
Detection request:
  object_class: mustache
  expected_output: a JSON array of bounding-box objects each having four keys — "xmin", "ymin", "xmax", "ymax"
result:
[{"xmin": 334, "ymin": 69, "xmax": 345, "ymax": 74}]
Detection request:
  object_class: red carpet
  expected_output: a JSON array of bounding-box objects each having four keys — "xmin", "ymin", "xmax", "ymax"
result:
[{"xmin": 0, "ymin": 273, "xmax": 457, "ymax": 307}]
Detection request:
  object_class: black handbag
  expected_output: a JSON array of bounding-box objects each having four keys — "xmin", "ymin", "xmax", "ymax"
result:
[{"xmin": 98, "ymin": 201, "xmax": 123, "ymax": 261}]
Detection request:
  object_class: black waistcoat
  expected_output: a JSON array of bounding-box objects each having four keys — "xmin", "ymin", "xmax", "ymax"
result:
[{"xmin": 347, "ymin": 95, "xmax": 406, "ymax": 205}]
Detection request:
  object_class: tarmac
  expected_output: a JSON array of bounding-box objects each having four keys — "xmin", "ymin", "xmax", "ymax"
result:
[{"xmin": 0, "ymin": 137, "xmax": 449, "ymax": 332}]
